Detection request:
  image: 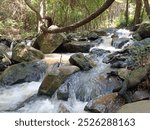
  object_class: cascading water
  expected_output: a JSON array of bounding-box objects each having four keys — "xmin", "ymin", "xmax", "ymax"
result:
[{"xmin": 0, "ymin": 29, "xmax": 133, "ymax": 113}]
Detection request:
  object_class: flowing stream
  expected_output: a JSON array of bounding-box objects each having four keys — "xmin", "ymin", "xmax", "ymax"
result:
[{"xmin": 0, "ymin": 29, "xmax": 132, "ymax": 113}]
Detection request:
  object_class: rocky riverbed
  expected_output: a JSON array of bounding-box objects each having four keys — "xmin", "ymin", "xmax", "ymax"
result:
[{"xmin": 0, "ymin": 24, "xmax": 150, "ymax": 113}]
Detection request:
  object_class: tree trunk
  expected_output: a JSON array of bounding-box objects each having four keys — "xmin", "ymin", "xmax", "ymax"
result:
[
  {"xmin": 143, "ymin": 0, "xmax": 150, "ymax": 19},
  {"xmin": 40, "ymin": 0, "xmax": 115, "ymax": 33},
  {"xmin": 133, "ymin": 0, "xmax": 142, "ymax": 25},
  {"xmin": 37, "ymin": 0, "xmax": 46, "ymax": 33},
  {"xmin": 125, "ymin": 0, "xmax": 129, "ymax": 26}
]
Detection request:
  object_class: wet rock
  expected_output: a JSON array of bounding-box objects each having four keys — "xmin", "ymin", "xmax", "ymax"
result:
[
  {"xmin": 58, "ymin": 103, "xmax": 70, "ymax": 113},
  {"xmin": 62, "ymin": 41, "xmax": 99, "ymax": 53},
  {"xmin": 75, "ymin": 75, "xmax": 122, "ymax": 102},
  {"xmin": 117, "ymin": 100, "xmax": 150, "ymax": 113},
  {"xmin": 0, "ymin": 60, "xmax": 47, "ymax": 86},
  {"xmin": 0, "ymin": 48, "xmax": 11, "ymax": 71},
  {"xmin": 132, "ymin": 91, "xmax": 150, "ymax": 102},
  {"xmin": 0, "ymin": 38, "xmax": 12, "ymax": 48},
  {"xmin": 87, "ymin": 32, "xmax": 99, "ymax": 41},
  {"xmin": 33, "ymin": 33, "xmax": 65, "ymax": 54},
  {"xmin": 84, "ymin": 93, "xmax": 125, "ymax": 113},
  {"xmin": 69, "ymin": 53, "xmax": 94, "ymax": 71},
  {"xmin": 89, "ymin": 48, "xmax": 110, "ymax": 57},
  {"xmin": 134, "ymin": 22, "xmax": 150, "ymax": 39},
  {"xmin": 12, "ymin": 44, "xmax": 44, "ymax": 62},
  {"xmin": 93, "ymin": 29, "xmax": 108, "ymax": 36},
  {"xmin": 38, "ymin": 65, "xmax": 80, "ymax": 97},
  {"xmin": 112, "ymin": 37, "xmax": 129, "ymax": 49}
]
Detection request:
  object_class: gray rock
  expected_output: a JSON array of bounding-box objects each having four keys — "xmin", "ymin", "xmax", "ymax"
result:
[
  {"xmin": 38, "ymin": 65, "xmax": 80, "ymax": 97},
  {"xmin": 69, "ymin": 53, "xmax": 94, "ymax": 71},
  {"xmin": 0, "ymin": 60, "xmax": 47, "ymax": 86},
  {"xmin": 12, "ymin": 44, "xmax": 44, "ymax": 62},
  {"xmin": 112, "ymin": 37, "xmax": 129, "ymax": 49},
  {"xmin": 33, "ymin": 33, "xmax": 65, "ymax": 54},
  {"xmin": 63, "ymin": 41, "xmax": 98, "ymax": 53},
  {"xmin": 87, "ymin": 32, "xmax": 99, "ymax": 41}
]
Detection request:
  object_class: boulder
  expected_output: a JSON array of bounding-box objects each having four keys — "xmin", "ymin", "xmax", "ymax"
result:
[
  {"xmin": 117, "ymin": 100, "xmax": 150, "ymax": 113},
  {"xmin": 0, "ymin": 60, "xmax": 47, "ymax": 86},
  {"xmin": 87, "ymin": 32, "xmax": 99, "ymax": 41},
  {"xmin": 133, "ymin": 22, "xmax": 150, "ymax": 40},
  {"xmin": 69, "ymin": 53, "xmax": 94, "ymax": 71},
  {"xmin": 38, "ymin": 65, "xmax": 80, "ymax": 97},
  {"xmin": 84, "ymin": 93, "xmax": 125, "ymax": 113},
  {"xmin": 62, "ymin": 40, "xmax": 100, "ymax": 53},
  {"xmin": 12, "ymin": 44, "xmax": 44, "ymax": 62},
  {"xmin": 89, "ymin": 48, "xmax": 110, "ymax": 57},
  {"xmin": 112, "ymin": 37, "xmax": 129, "ymax": 49},
  {"xmin": 33, "ymin": 33, "xmax": 65, "ymax": 54}
]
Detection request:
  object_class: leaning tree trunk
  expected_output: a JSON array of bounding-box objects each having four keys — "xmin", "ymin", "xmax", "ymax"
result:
[
  {"xmin": 133, "ymin": 0, "xmax": 142, "ymax": 25},
  {"xmin": 143, "ymin": 0, "xmax": 150, "ymax": 19}
]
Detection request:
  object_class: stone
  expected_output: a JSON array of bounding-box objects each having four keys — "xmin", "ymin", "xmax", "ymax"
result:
[
  {"xmin": 38, "ymin": 65, "xmax": 80, "ymax": 97},
  {"xmin": 87, "ymin": 32, "xmax": 99, "ymax": 41},
  {"xmin": 69, "ymin": 53, "xmax": 94, "ymax": 71},
  {"xmin": 62, "ymin": 41, "xmax": 98, "ymax": 53},
  {"xmin": 112, "ymin": 37, "xmax": 129, "ymax": 49},
  {"xmin": 135, "ymin": 22, "xmax": 150, "ymax": 39},
  {"xmin": 12, "ymin": 44, "xmax": 44, "ymax": 62},
  {"xmin": 0, "ymin": 60, "xmax": 47, "ymax": 86},
  {"xmin": 33, "ymin": 33, "xmax": 65, "ymax": 54},
  {"xmin": 132, "ymin": 91, "xmax": 150, "ymax": 102},
  {"xmin": 89, "ymin": 48, "xmax": 110, "ymax": 57},
  {"xmin": 117, "ymin": 100, "xmax": 150, "ymax": 113},
  {"xmin": 84, "ymin": 93, "xmax": 125, "ymax": 113}
]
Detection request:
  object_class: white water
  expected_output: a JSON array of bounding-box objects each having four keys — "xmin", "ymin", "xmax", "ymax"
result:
[{"xmin": 0, "ymin": 29, "xmax": 132, "ymax": 113}]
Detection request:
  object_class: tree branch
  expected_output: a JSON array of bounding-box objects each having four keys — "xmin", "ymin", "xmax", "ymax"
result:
[{"xmin": 40, "ymin": 0, "xmax": 115, "ymax": 33}]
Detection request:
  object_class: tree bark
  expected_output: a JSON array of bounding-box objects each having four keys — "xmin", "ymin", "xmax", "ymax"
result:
[
  {"xmin": 133, "ymin": 0, "xmax": 142, "ymax": 25},
  {"xmin": 125, "ymin": 0, "xmax": 129, "ymax": 26},
  {"xmin": 143, "ymin": 0, "xmax": 150, "ymax": 19},
  {"xmin": 40, "ymin": 0, "xmax": 115, "ymax": 33},
  {"xmin": 37, "ymin": 0, "xmax": 46, "ymax": 33}
]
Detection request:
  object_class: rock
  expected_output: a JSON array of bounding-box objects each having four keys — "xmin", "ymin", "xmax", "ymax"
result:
[
  {"xmin": 12, "ymin": 44, "xmax": 44, "ymax": 62},
  {"xmin": 93, "ymin": 29, "xmax": 108, "ymax": 36},
  {"xmin": 58, "ymin": 103, "xmax": 70, "ymax": 113},
  {"xmin": 74, "ymin": 75, "xmax": 122, "ymax": 102},
  {"xmin": 84, "ymin": 93, "xmax": 125, "ymax": 113},
  {"xmin": 87, "ymin": 32, "xmax": 99, "ymax": 41},
  {"xmin": 117, "ymin": 100, "xmax": 150, "ymax": 113},
  {"xmin": 69, "ymin": 53, "xmax": 94, "ymax": 71},
  {"xmin": 0, "ymin": 48, "xmax": 11, "ymax": 71},
  {"xmin": 0, "ymin": 60, "xmax": 47, "ymax": 86},
  {"xmin": 135, "ymin": 22, "xmax": 150, "ymax": 39},
  {"xmin": 0, "ymin": 38, "xmax": 12, "ymax": 48},
  {"xmin": 90, "ymin": 48, "xmax": 110, "ymax": 57},
  {"xmin": 132, "ymin": 91, "xmax": 150, "ymax": 102},
  {"xmin": 38, "ymin": 65, "xmax": 80, "ymax": 97},
  {"xmin": 33, "ymin": 33, "xmax": 65, "ymax": 54},
  {"xmin": 112, "ymin": 37, "xmax": 129, "ymax": 49},
  {"xmin": 62, "ymin": 40, "xmax": 99, "ymax": 53}
]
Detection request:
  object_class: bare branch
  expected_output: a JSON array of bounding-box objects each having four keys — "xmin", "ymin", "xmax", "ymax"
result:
[{"xmin": 40, "ymin": 0, "xmax": 115, "ymax": 33}]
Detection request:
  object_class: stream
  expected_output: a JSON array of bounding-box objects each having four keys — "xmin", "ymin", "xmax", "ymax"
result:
[{"xmin": 0, "ymin": 29, "xmax": 132, "ymax": 113}]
